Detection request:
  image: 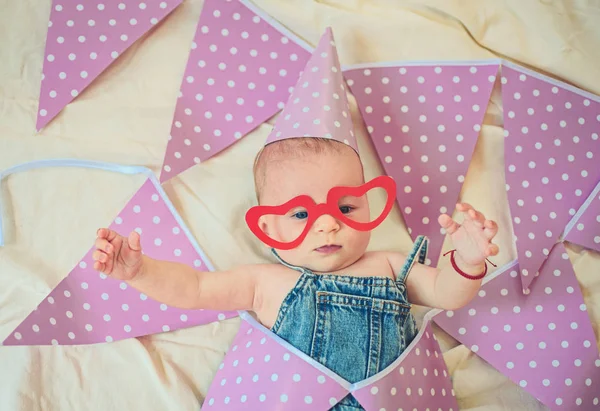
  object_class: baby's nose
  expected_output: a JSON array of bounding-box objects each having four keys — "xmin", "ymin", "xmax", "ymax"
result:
[{"xmin": 313, "ymin": 214, "xmax": 340, "ymax": 233}]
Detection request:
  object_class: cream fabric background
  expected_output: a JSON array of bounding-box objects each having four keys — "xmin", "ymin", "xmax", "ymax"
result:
[{"xmin": 1, "ymin": 0, "xmax": 599, "ymax": 410}]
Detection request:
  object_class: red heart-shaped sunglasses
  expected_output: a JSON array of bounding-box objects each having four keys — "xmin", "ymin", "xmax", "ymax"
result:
[{"xmin": 245, "ymin": 175, "xmax": 397, "ymax": 250}]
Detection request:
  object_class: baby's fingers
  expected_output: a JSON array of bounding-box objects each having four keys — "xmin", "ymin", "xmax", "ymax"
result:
[
  {"xmin": 127, "ymin": 231, "xmax": 142, "ymax": 252},
  {"xmin": 456, "ymin": 202, "xmax": 473, "ymax": 213},
  {"xmin": 485, "ymin": 243, "xmax": 499, "ymax": 257},
  {"xmin": 119, "ymin": 231, "xmax": 142, "ymax": 266},
  {"xmin": 93, "ymin": 250, "xmax": 111, "ymax": 274},
  {"xmin": 95, "ymin": 238, "xmax": 113, "ymax": 253},
  {"xmin": 483, "ymin": 219, "xmax": 498, "ymax": 240},
  {"xmin": 93, "ymin": 250, "xmax": 109, "ymax": 264},
  {"xmin": 93, "ymin": 261, "xmax": 106, "ymax": 273},
  {"xmin": 438, "ymin": 214, "xmax": 460, "ymax": 235},
  {"xmin": 97, "ymin": 228, "xmax": 118, "ymax": 242},
  {"xmin": 467, "ymin": 209, "xmax": 485, "ymax": 227}
]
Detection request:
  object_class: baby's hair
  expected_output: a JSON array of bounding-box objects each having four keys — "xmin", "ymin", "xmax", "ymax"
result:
[{"xmin": 253, "ymin": 137, "xmax": 361, "ymax": 203}]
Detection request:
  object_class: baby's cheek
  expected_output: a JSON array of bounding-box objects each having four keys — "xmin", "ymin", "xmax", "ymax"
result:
[
  {"xmin": 350, "ymin": 208, "xmax": 372, "ymax": 224},
  {"xmin": 347, "ymin": 229, "xmax": 370, "ymax": 251},
  {"xmin": 275, "ymin": 220, "xmax": 305, "ymax": 242}
]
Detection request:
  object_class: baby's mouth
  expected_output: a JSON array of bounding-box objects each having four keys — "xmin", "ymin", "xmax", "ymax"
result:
[{"xmin": 315, "ymin": 244, "xmax": 342, "ymax": 254}]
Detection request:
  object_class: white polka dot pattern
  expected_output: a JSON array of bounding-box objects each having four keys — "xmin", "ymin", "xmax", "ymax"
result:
[
  {"xmin": 344, "ymin": 63, "xmax": 499, "ymax": 265},
  {"xmin": 264, "ymin": 27, "xmax": 358, "ymax": 153},
  {"xmin": 2, "ymin": 179, "xmax": 236, "ymax": 346},
  {"xmin": 203, "ymin": 319, "xmax": 348, "ymax": 409},
  {"xmin": 352, "ymin": 320, "xmax": 458, "ymax": 411},
  {"xmin": 434, "ymin": 243, "xmax": 600, "ymax": 410},
  {"xmin": 501, "ymin": 64, "xmax": 600, "ymax": 292},
  {"xmin": 204, "ymin": 315, "xmax": 457, "ymax": 410},
  {"xmin": 37, "ymin": 0, "xmax": 182, "ymax": 131},
  {"xmin": 564, "ymin": 186, "xmax": 600, "ymax": 253},
  {"xmin": 160, "ymin": 0, "xmax": 311, "ymax": 182}
]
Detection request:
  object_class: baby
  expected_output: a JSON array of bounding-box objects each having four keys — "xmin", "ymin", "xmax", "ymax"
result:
[
  {"xmin": 92, "ymin": 138, "xmax": 498, "ymax": 410},
  {"xmin": 92, "ymin": 29, "xmax": 499, "ymax": 410}
]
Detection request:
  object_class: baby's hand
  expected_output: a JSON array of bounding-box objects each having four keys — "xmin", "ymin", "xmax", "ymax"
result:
[
  {"xmin": 93, "ymin": 228, "xmax": 144, "ymax": 280},
  {"xmin": 438, "ymin": 203, "xmax": 499, "ymax": 266}
]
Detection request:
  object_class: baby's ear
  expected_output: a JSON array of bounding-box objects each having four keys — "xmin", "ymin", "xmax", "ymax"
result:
[
  {"xmin": 258, "ymin": 216, "xmax": 267, "ymax": 231},
  {"xmin": 258, "ymin": 217, "xmax": 271, "ymax": 248}
]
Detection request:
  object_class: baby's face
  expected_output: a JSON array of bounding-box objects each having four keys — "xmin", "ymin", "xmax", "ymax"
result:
[{"xmin": 259, "ymin": 149, "xmax": 371, "ymax": 273}]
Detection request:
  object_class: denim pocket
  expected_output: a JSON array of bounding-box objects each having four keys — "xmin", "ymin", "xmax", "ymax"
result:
[{"xmin": 311, "ymin": 291, "xmax": 411, "ymax": 383}]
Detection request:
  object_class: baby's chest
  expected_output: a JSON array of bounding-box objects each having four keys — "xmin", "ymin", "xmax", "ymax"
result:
[
  {"xmin": 335, "ymin": 254, "xmax": 395, "ymax": 280},
  {"xmin": 258, "ymin": 256, "xmax": 396, "ymax": 328}
]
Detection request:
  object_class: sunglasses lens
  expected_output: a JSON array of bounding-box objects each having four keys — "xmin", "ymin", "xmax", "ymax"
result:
[
  {"xmin": 253, "ymin": 206, "xmax": 310, "ymax": 246},
  {"xmin": 247, "ymin": 177, "xmax": 396, "ymax": 248},
  {"xmin": 338, "ymin": 185, "xmax": 390, "ymax": 224}
]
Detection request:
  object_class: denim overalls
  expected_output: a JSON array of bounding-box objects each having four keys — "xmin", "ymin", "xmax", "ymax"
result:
[{"xmin": 270, "ymin": 236, "xmax": 428, "ymax": 410}]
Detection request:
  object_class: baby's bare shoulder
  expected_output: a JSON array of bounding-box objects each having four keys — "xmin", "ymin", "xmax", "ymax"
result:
[
  {"xmin": 249, "ymin": 263, "xmax": 301, "ymax": 328},
  {"xmin": 246, "ymin": 262, "xmax": 297, "ymax": 279},
  {"xmin": 362, "ymin": 250, "xmax": 406, "ymax": 266},
  {"xmin": 342, "ymin": 251, "xmax": 398, "ymax": 279},
  {"xmin": 357, "ymin": 250, "xmax": 413, "ymax": 279}
]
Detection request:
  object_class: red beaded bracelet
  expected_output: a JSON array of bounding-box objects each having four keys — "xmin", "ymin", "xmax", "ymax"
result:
[{"xmin": 442, "ymin": 249, "xmax": 497, "ymax": 280}]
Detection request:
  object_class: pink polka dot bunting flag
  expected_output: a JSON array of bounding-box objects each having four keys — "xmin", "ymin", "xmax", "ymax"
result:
[
  {"xmin": 351, "ymin": 319, "xmax": 458, "ymax": 411},
  {"xmin": 344, "ymin": 62, "xmax": 499, "ymax": 266},
  {"xmin": 37, "ymin": 0, "xmax": 183, "ymax": 131},
  {"xmin": 160, "ymin": 0, "xmax": 312, "ymax": 182},
  {"xmin": 434, "ymin": 243, "xmax": 600, "ymax": 410},
  {"xmin": 264, "ymin": 27, "xmax": 358, "ymax": 153},
  {"xmin": 202, "ymin": 316, "xmax": 349, "ymax": 410},
  {"xmin": 2, "ymin": 178, "xmax": 237, "ymax": 346},
  {"xmin": 501, "ymin": 62, "xmax": 600, "ymax": 292},
  {"xmin": 564, "ymin": 183, "xmax": 600, "ymax": 252},
  {"xmin": 203, "ymin": 312, "xmax": 458, "ymax": 410}
]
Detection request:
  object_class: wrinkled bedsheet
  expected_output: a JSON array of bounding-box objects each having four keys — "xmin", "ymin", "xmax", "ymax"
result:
[{"xmin": 1, "ymin": 0, "xmax": 599, "ymax": 410}]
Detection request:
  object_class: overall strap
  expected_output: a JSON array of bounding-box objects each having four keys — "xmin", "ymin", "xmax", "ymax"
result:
[
  {"xmin": 270, "ymin": 248, "xmax": 306, "ymax": 273},
  {"xmin": 396, "ymin": 235, "xmax": 429, "ymax": 285}
]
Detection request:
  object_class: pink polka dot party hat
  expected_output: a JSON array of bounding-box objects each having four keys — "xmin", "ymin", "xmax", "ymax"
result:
[{"xmin": 264, "ymin": 27, "xmax": 358, "ymax": 153}]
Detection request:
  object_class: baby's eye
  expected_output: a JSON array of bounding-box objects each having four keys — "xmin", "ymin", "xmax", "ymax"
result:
[
  {"xmin": 292, "ymin": 211, "xmax": 309, "ymax": 220},
  {"xmin": 339, "ymin": 205, "xmax": 355, "ymax": 214}
]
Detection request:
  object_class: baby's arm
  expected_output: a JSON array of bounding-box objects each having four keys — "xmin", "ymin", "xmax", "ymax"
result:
[
  {"xmin": 92, "ymin": 228, "xmax": 269, "ymax": 311},
  {"xmin": 388, "ymin": 203, "xmax": 499, "ymax": 311},
  {"xmin": 388, "ymin": 252, "xmax": 484, "ymax": 311},
  {"xmin": 127, "ymin": 257, "xmax": 269, "ymax": 311}
]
